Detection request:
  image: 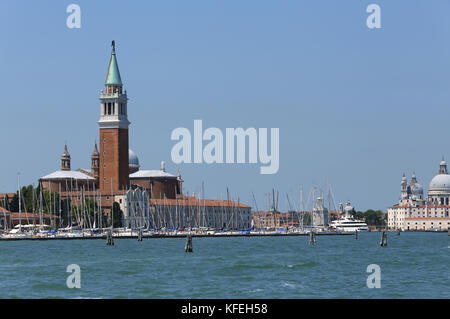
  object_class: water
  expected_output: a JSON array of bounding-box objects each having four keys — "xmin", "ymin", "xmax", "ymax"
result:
[{"xmin": 0, "ymin": 232, "xmax": 448, "ymax": 298}]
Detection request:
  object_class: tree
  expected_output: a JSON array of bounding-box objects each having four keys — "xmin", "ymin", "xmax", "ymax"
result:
[
  {"xmin": 354, "ymin": 209, "xmax": 386, "ymax": 226},
  {"xmin": 303, "ymin": 212, "xmax": 312, "ymax": 226},
  {"xmin": 112, "ymin": 202, "xmax": 123, "ymax": 228},
  {"xmin": 9, "ymin": 193, "xmax": 19, "ymax": 212}
]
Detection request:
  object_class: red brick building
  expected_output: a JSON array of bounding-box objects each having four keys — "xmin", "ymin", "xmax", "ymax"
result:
[{"xmin": 40, "ymin": 42, "xmax": 182, "ymax": 208}]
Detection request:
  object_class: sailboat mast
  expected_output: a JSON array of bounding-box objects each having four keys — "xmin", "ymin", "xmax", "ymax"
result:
[
  {"xmin": 110, "ymin": 178, "xmax": 113, "ymax": 229},
  {"xmin": 18, "ymin": 172, "xmax": 22, "ymax": 229}
]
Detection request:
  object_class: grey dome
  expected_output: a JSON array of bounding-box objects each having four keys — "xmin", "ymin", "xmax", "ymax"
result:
[
  {"xmin": 129, "ymin": 149, "xmax": 140, "ymax": 168},
  {"xmin": 429, "ymin": 174, "xmax": 450, "ymax": 194},
  {"xmin": 410, "ymin": 183, "xmax": 423, "ymax": 195}
]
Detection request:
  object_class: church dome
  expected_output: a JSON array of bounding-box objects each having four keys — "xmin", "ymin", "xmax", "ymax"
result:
[
  {"xmin": 429, "ymin": 159, "xmax": 450, "ymax": 195},
  {"xmin": 129, "ymin": 149, "xmax": 140, "ymax": 169},
  {"xmin": 429, "ymin": 174, "xmax": 450, "ymax": 194},
  {"xmin": 410, "ymin": 183, "xmax": 423, "ymax": 195}
]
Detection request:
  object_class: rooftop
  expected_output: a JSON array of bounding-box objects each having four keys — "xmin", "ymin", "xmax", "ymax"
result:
[
  {"xmin": 41, "ymin": 170, "xmax": 96, "ymax": 181},
  {"xmin": 149, "ymin": 196, "xmax": 251, "ymax": 208},
  {"xmin": 130, "ymin": 170, "xmax": 177, "ymax": 179}
]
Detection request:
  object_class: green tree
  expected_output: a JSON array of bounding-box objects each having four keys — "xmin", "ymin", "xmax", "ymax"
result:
[
  {"xmin": 354, "ymin": 209, "xmax": 386, "ymax": 226},
  {"xmin": 303, "ymin": 212, "xmax": 312, "ymax": 226},
  {"xmin": 112, "ymin": 202, "xmax": 123, "ymax": 228}
]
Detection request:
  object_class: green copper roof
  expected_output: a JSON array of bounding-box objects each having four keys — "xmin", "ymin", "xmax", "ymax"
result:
[{"xmin": 105, "ymin": 42, "xmax": 122, "ymax": 85}]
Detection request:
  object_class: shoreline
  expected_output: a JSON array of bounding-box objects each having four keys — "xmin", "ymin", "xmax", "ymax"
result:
[
  {"xmin": 0, "ymin": 231, "xmax": 353, "ymax": 241},
  {"xmin": 0, "ymin": 229, "xmax": 447, "ymax": 241}
]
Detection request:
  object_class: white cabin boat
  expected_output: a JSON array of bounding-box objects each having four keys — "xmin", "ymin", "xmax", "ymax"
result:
[{"xmin": 329, "ymin": 201, "xmax": 368, "ymax": 232}]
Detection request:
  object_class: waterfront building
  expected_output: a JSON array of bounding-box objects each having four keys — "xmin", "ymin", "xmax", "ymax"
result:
[
  {"xmin": 10, "ymin": 212, "xmax": 56, "ymax": 227},
  {"xmin": 0, "ymin": 206, "xmax": 10, "ymax": 229},
  {"xmin": 39, "ymin": 42, "xmax": 183, "ymax": 207},
  {"xmin": 116, "ymin": 191, "xmax": 252, "ymax": 230},
  {"xmin": 252, "ymin": 210, "xmax": 305, "ymax": 229},
  {"xmin": 312, "ymin": 196, "xmax": 329, "ymax": 227},
  {"xmin": 24, "ymin": 41, "xmax": 250, "ymax": 227},
  {"xmin": 388, "ymin": 159, "xmax": 450, "ymax": 231}
]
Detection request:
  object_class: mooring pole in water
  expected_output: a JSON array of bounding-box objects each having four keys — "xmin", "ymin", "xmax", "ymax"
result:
[
  {"xmin": 185, "ymin": 234, "xmax": 193, "ymax": 252},
  {"xmin": 138, "ymin": 230, "xmax": 143, "ymax": 242},
  {"xmin": 106, "ymin": 229, "xmax": 114, "ymax": 246},
  {"xmin": 397, "ymin": 229, "xmax": 401, "ymax": 236},
  {"xmin": 309, "ymin": 231, "xmax": 316, "ymax": 245},
  {"xmin": 355, "ymin": 229, "xmax": 358, "ymax": 240},
  {"xmin": 380, "ymin": 231, "xmax": 387, "ymax": 247}
]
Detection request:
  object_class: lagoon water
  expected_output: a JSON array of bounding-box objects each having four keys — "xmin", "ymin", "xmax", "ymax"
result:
[{"xmin": 0, "ymin": 232, "xmax": 448, "ymax": 298}]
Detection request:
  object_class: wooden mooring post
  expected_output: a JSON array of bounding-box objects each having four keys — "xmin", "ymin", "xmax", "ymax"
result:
[
  {"xmin": 380, "ymin": 231, "xmax": 387, "ymax": 247},
  {"xmin": 185, "ymin": 235, "xmax": 193, "ymax": 252},
  {"xmin": 106, "ymin": 229, "xmax": 114, "ymax": 246},
  {"xmin": 309, "ymin": 231, "xmax": 316, "ymax": 245}
]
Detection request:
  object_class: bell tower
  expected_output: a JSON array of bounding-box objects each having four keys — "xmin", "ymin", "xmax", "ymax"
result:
[
  {"xmin": 91, "ymin": 142, "xmax": 100, "ymax": 179},
  {"xmin": 98, "ymin": 41, "xmax": 130, "ymax": 192},
  {"xmin": 61, "ymin": 143, "xmax": 71, "ymax": 171}
]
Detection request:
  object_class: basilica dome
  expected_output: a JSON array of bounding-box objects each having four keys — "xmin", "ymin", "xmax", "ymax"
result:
[
  {"xmin": 129, "ymin": 149, "xmax": 140, "ymax": 173},
  {"xmin": 410, "ymin": 183, "xmax": 423, "ymax": 195},
  {"xmin": 429, "ymin": 174, "xmax": 450, "ymax": 194},
  {"xmin": 428, "ymin": 159, "xmax": 450, "ymax": 195},
  {"xmin": 409, "ymin": 173, "xmax": 423, "ymax": 195}
]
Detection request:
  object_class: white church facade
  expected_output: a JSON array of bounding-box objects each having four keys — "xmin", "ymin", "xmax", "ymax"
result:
[{"xmin": 388, "ymin": 159, "xmax": 450, "ymax": 231}]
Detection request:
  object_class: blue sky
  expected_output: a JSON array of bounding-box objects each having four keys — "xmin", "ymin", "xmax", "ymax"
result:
[{"xmin": 1, "ymin": 1, "xmax": 450, "ymax": 211}]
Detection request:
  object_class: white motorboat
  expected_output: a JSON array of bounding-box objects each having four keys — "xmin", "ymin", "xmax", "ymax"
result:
[{"xmin": 329, "ymin": 201, "xmax": 368, "ymax": 232}]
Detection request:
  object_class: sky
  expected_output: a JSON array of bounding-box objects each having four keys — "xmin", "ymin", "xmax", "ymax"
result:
[{"xmin": 1, "ymin": 1, "xmax": 450, "ymax": 212}]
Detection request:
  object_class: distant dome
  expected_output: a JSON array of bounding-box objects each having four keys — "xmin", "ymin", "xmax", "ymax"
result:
[
  {"xmin": 429, "ymin": 159, "xmax": 450, "ymax": 195},
  {"xmin": 344, "ymin": 201, "xmax": 353, "ymax": 212},
  {"xmin": 429, "ymin": 174, "xmax": 450, "ymax": 194},
  {"xmin": 410, "ymin": 183, "xmax": 423, "ymax": 195},
  {"xmin": 129, "ymin": 149, "xmax": 140, "ymax": 169}
]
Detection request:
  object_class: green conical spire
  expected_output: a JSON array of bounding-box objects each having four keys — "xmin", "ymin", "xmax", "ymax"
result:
[{"xmin": 105, "ymin": 40, "xmax": 122, "ymax": 85}]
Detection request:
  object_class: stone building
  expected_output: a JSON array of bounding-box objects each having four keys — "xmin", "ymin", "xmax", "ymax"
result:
[
  {"xmin": 116, "ymin": 190, "xmax": 252, "ymax": 230},
  {"xmin": 40, "ymin": 42, "xmax": 182, "ymax": 206},
  {"xmin": 35, "ymin": 41, "xmax": 249, "ymax": 226},
  {"xmin": 388, "ymin": 159, "xmax": 450, "ymax": 231}
]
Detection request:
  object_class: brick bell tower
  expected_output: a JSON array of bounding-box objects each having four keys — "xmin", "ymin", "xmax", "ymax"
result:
[{"xmin": 98, "ymin": 41, "xmax": 130, "ymax": 193}]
